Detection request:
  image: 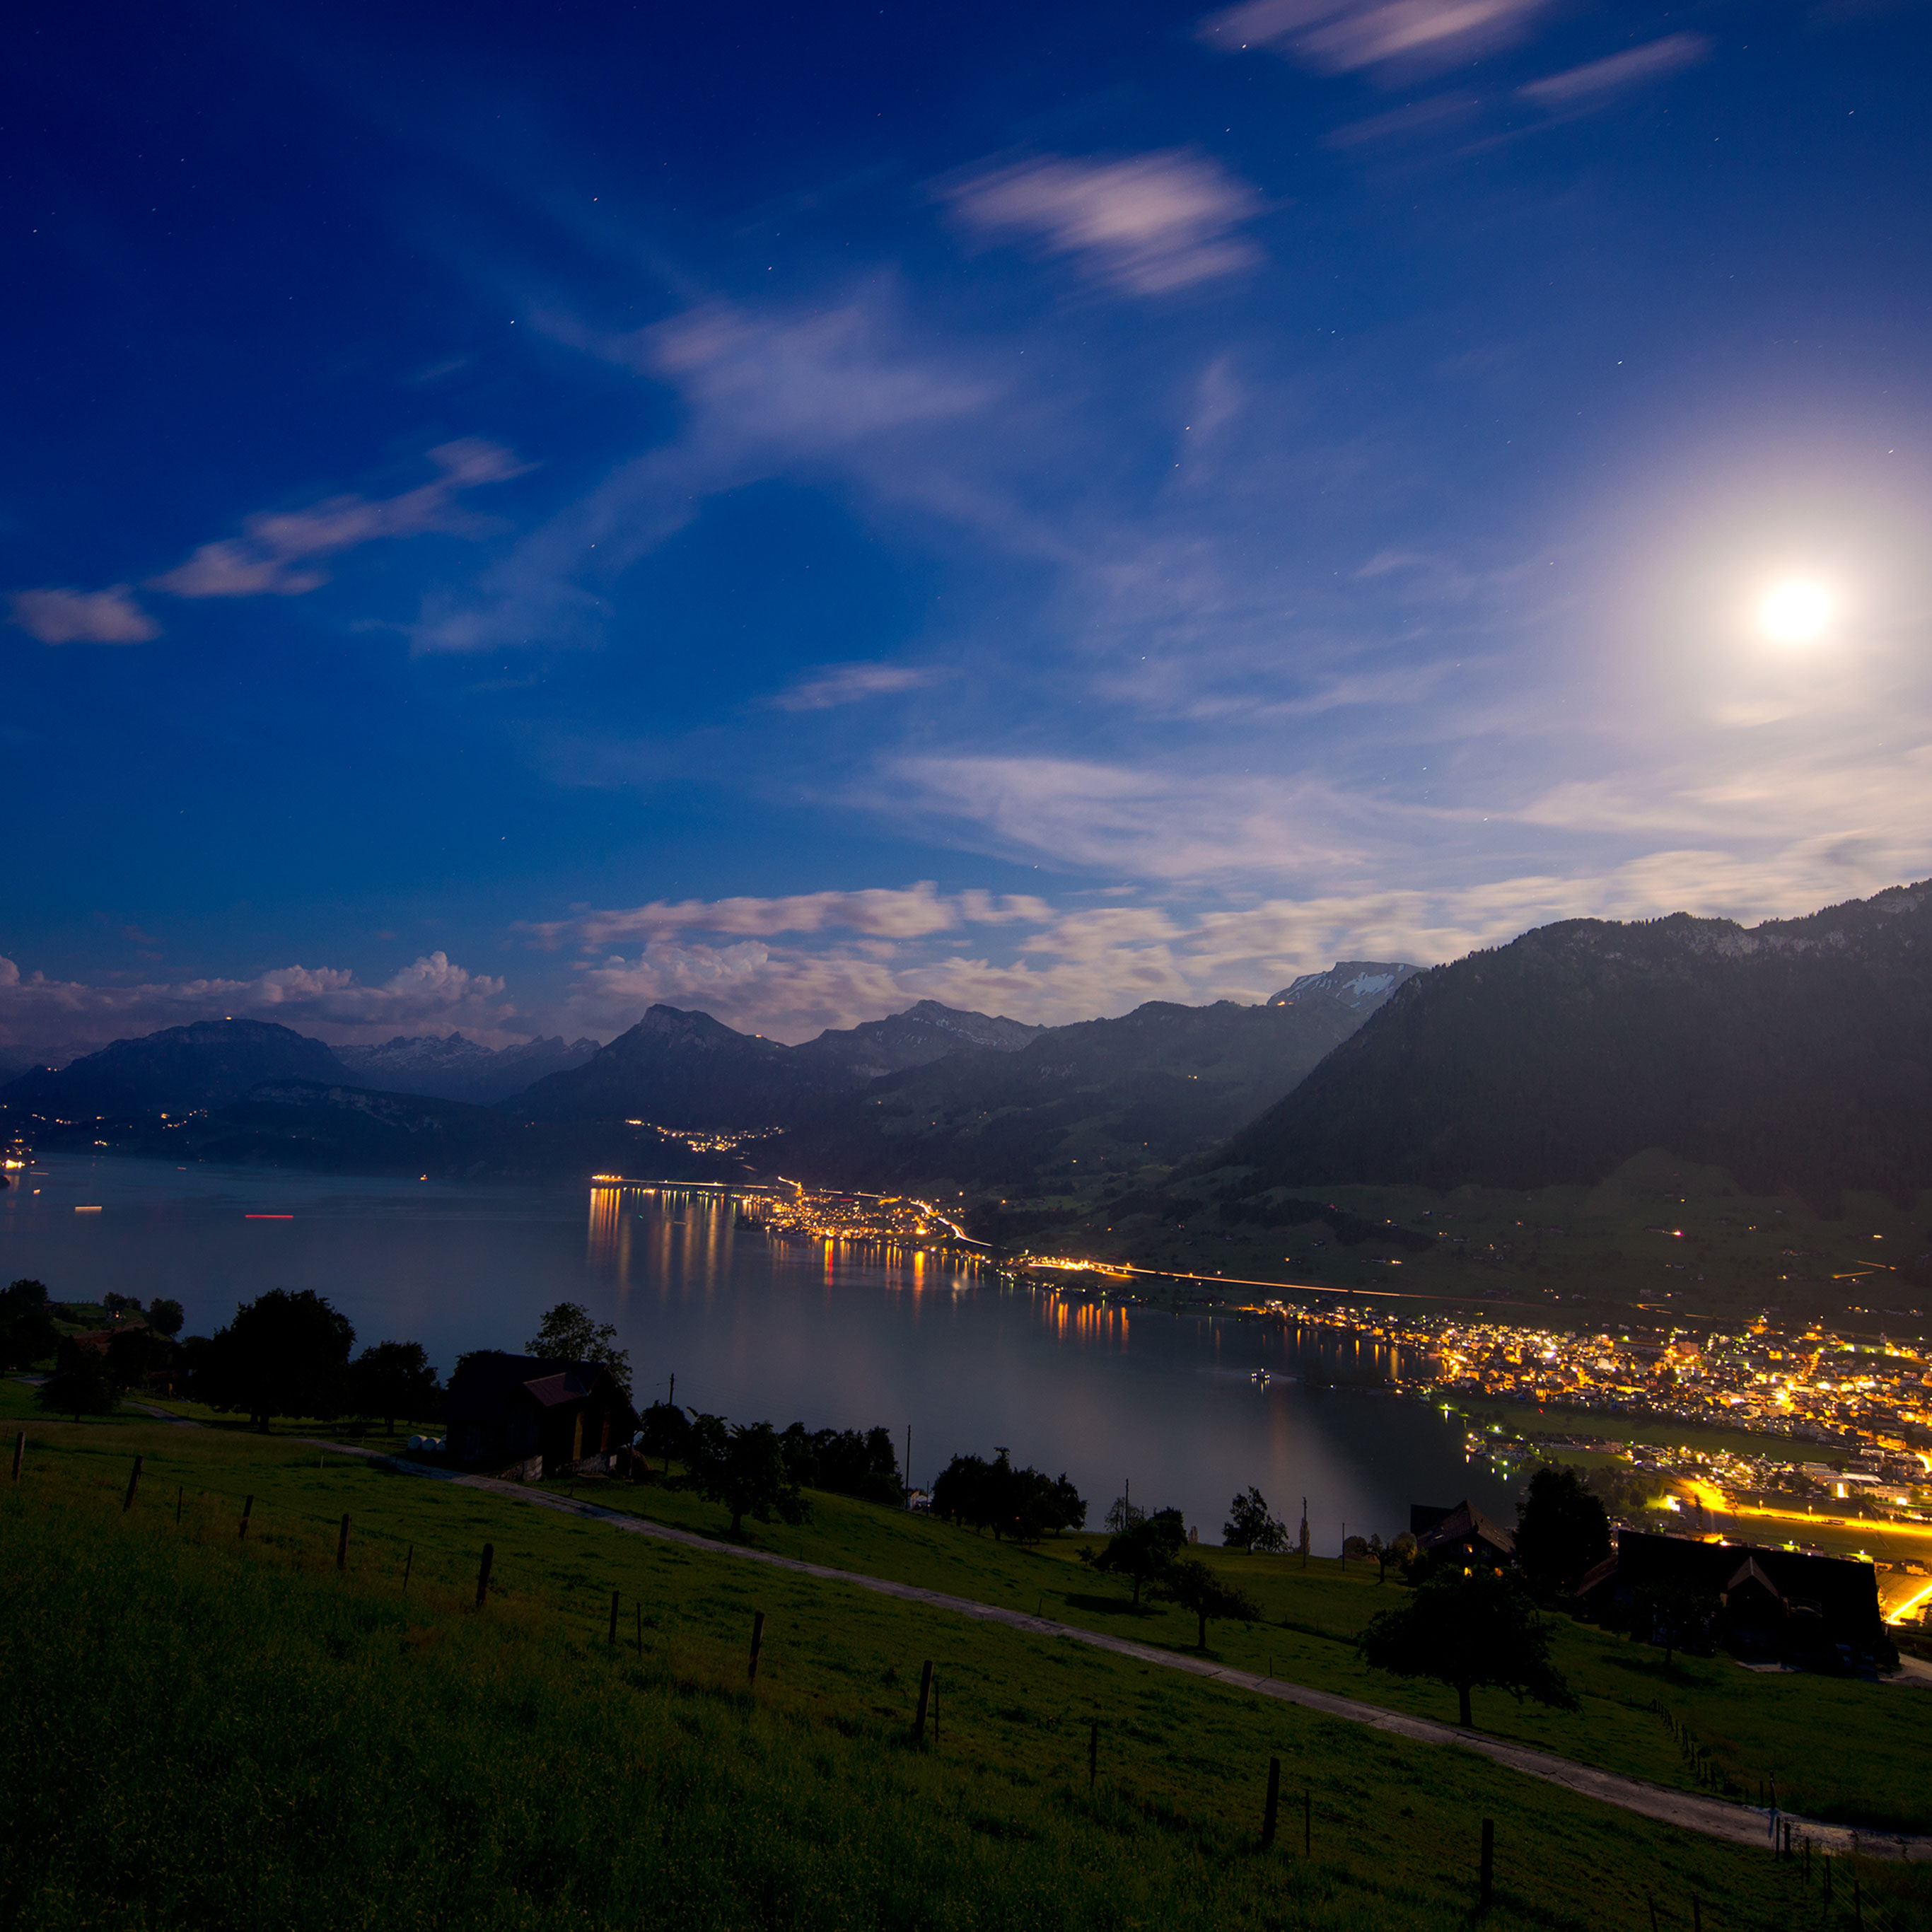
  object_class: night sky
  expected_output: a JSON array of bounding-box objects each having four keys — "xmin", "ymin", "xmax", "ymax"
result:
[{"xmin": 6, "ymin": 0, "xmax": 1930, "ymax": 1060}]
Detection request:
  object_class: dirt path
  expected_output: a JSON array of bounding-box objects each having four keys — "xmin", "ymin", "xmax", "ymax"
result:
[{"xmin": 307, "ymin": 1440, "xmax": 1928, "ymax": 1863}]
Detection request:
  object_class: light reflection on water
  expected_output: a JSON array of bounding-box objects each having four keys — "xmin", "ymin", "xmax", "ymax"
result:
[{"xmin": 2, "ymin": 1156, "xmax": 1516, "ymax": 1545}]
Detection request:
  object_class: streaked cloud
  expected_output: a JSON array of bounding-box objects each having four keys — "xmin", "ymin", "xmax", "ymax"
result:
[
  {"xmin": 524, "ymin": 882, "xmax": 1053, "ymax": 951},
  {"xmin": 770, "ymin": 661, "xmax": 940, "ymax": 711},
  {"xmin": 151, "ymin": 439, "xmax": 529, "ymax": 599},
  {"xmin": 8, "ymin": 584, "xmax": 159, "ymax": 646},
  {"xmin": 1519, "ymin": 33, "xmax": 1711, "ymax": 108},
  {"xmin": 1199, "ymin": 0, "xmax": 1547, "ymax": 76},
  {"xmin": 940, "ymin": 150, "xmax": 1264, "ymax": 296}
]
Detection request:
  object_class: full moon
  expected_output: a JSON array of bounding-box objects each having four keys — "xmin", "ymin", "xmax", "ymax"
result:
[{"xmin": 1758, "ymin": 578, "xmax": 1834, "ymax": 643}]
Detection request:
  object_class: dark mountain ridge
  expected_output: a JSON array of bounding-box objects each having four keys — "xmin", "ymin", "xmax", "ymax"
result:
[
  {"xmin": 1221, "ymin": 880, "xmax": 1932, "ymax": 1206},
  {"xmin": 777, "ymin": 966, "xmax": 1421, "ymax": 1187},
  {"xmin": 513, "ymin": 999, "xmax": 1042, "ymax": 1128},
  {"xmin": 0, "ymin": 1019, "xmax": 354, "ymax": 1119}
]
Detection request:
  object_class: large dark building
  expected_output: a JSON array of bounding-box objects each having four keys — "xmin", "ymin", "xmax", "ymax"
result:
[
  {"xmin": 442, "ymin": 1352, "xmax": 638, "ymax": 1478},
  {"xmin": 1579, "ymin": 1528, "xmax": 1891, "ymax": 1675}
]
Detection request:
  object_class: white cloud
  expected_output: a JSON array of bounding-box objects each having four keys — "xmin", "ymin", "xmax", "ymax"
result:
[
  {"xmin": 771, "ymin": 662, "xmax": 940, "ymax": 711},
  {"xmin": 1518, "ymin": 34, "xmax": 1711, "ymax": 108},
  {"xmin": 941, "ymin": 151, "xmax": 1264, "ymax": 296},
  {"xmin": 150, "ymin": 440, "xmax": 529, "ymax": 599},
  {"xmin": 0, "ymin": 950, "xmax": 518, "ymax": 1065},
  {"xmin": 8, "ymin": 584, "xmax": 159, "ymax": 645},
  {"xmin": 1199, "ymin": 0, "xmax": 1547, "ymax": 75},
  {"xmin": 523, "ymin": 882, "xmax": 1053, "ymax": 951}
]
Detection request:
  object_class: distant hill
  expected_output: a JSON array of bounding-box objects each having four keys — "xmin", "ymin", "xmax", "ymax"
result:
[
  {"xmin": 0, "ymin": 1019, "xmax": 354, "ymax": 1120},
  {"xmin": 1220, "ymin": 881, "xmax": 1932, "ymax": 1206},
  {"xmin": 779, "ymin": 965, "xmax": 1421, "ymax": 1188},
  {"xmin": 513, "ymin": 1000, "xmax": 1041, "ymax": 1129},
  {"xmin": 333, "ymin": 1032, "xmax": 601, "ymax": 1105}
]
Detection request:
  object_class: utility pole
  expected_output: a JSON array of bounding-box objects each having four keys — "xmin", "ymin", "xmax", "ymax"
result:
[
  {"xmin": 1300, "ymin": 1496, "xmax": 1309, "ymax": 1568},
  {"xmin": 668, "ymin": 1372, "xmax": 675, "ymax": 1409},
  {"xmin": 905, "ymin": 1423, "xmax": 912, "ymax": 1495}
]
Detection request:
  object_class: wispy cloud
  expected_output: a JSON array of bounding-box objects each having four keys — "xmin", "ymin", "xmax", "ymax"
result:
[
  {"xmin": 939, "ymin": 150, "xmax": 1264, "ymax": 296},
  {"xmin": 151, "ymin": 439, "xmax": 529, "ymax": 599},
  {"xmin": 524, "ymin": 881, "xmax": 1052, "ymax": 951},
  {"xmin": 1518, "ymin": 33, "xmax": 1711, "ymax": 109},
  {"xmin": 770, "ymin": 661, "xmax": 941, "ymax": 711},
  {"xmin": 413, "ymin": 295, "xmax": 1000, "ymax": 655},
  {"xmin": 0, "ymin": 950, "xmax": 517, "ymax": 1064},
  {"xmin": 1198, "ymin": 0, "xmax": 1548, "ymax": 76},
  {"xmin": 8, "ymin": 584, "xmax": 159, "ymax": 645}
]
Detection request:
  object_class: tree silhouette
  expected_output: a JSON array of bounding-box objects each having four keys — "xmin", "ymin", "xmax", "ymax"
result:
[
  {"xmin": 1361, "ymin": 1564, "xmax": 1576, "ymax": 1729},
  {"xmin": 192, "ymin": 1288, "xmax": 355, "ymax": 1431},
  {"xmin": 681, "ymin": 1415, "xmax": 810, "ymax": 1535},
  {"xmin": 37, "ymin": 1348, "xmax": 118, "ymax": 1423},
  {"xmin": 0, "ymin": 1280, "xmax": 59, "ymax": 1373},
  {"xmin": 346, "ymin": 1340, "xmax": 440, "ymax": 1434},
  {"xmin": 1222, "ymin": 1486, "xmax": 1289, "ymax": 1552},
  {"xmin": 525, "ymin": 1301, "xmax": 632, "ymax": 1399},
  {"xmin": 1515, "ymin": 1465, "xmax": 1611, "ymax": 1597},
  {"xmin": 1082, "ymin": 1508, "xmax": 1187, "ymax": 1607},
  {"xmin": 1154, "ymin": 1557, "xmax": 1262, "ymax": 1649}
]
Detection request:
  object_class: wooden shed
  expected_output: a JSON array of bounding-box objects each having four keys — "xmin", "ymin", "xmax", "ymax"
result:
[{"xmin": 442, "ymin": 1351, "xmax": 638, "ymax": 1477}]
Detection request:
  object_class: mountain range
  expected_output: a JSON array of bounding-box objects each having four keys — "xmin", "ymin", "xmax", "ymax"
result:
[
  {"xmin": 332, "ymin": 1032, "xmax": 600, "ymax": 1104},
  {"xmin": 1221, "ymin": 881, "xmax": 1932, "ymax": 1208}
]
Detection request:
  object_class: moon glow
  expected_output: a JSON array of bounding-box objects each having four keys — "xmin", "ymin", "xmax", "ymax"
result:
[{"xmin": 1757, "ymin": 578, "xmax": 1834, "ymax": 644}]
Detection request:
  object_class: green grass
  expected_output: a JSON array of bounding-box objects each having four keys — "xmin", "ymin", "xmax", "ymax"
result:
[
  {"xmin": 9, "ymin": 1412, "xmax": 1927, "ymax": 1932},
  {"xmin": 0, "ymin": 1398, "xmax": 1924, "ymax": 1924}
]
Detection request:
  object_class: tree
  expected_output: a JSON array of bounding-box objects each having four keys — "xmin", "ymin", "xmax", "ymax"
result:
[
  {"xmin": 1104, "ymin": 1493, "xmax": 1146, "ymax": 1534},
  {"xmin": 779, "ymin": 1423, "xmax": 902, "ymax": 1506},
  {"xmin": 1223, "ymin": 1486, "xmax": 1290, "ymax": 1553},
  {"xmin": 0, "ymin": 1279, "xmax": 59, "ymax": 1372},
  {"xmin": 105, "ymin": 1325, "xmax": 174, "ymax": 1392},
  {"xmin": 192, "ymin": 1288, "xmax": 356, "ymax": 1431},
  {"xmin": 1154, "ymin": 1556, "xmax": 1262, "ymax": 1650},
  {"xmin": 526, "ymin": 1302, "xmax": 632, "ymax": 1399},
  {"xmin": 346, "ymin": 1340, "xmax": 440, "ymax": 1434},
  {"xmin": 681, "ymin": 1414, "xmax": 811, "ymax": 1535},
  {"xmin": 929, "ymin": 1450, "xmax": 1086, "ymax": 1541},
  {"xmin": 37, "ymin": 1348, "xmax": 118, "ymax": 1422},
  {"xmin": 637, "ymin": 1399, "xmax": 692, "ymax": 1463},
  {"xmin": 146, "ymin": 1298, "xmax": 185, "ymax": 1339},
  {"xmin": 1361, "ymin": 1564, "xmax": 1576, "ymax": 1729},
  {"xmin": 1081, "ymin": 1508, "xmax": 1187, "ymax": 1607},
  {"xmin": 1515, "ymin": 1465, "xmax": 1612, "ymax": 1597}
]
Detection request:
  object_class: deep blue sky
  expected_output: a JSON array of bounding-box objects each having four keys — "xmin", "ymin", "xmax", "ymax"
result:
[{"xmin": 6, "ymin": 0, "xmax": 1931, "ymax": 1059}]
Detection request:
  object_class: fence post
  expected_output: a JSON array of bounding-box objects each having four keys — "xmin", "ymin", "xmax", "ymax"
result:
[
  {"xmin": 402, "ymin": 1544, "xmax": 414, "ymax": 1593},
  {"xmin": 1088, "ymin": 1719, "xmax": 1098, "ymax": 1788},
  {"xmin": 175, "ymin": 1485, "xmax": 182, "ymax": 1525},
  {"xmin": 1648, "ymin": 1895, "xmax": 1659, "ymax": 1932},
  {"xmin": 123, "ymin": 1455, "xmax": 143, "ymax": 1512},
  {"xmin": 748, "ymin": 1611, "xmax": 765, "ymax": 1684},
  {"xmin": 336, "ymin": 1514, "xmax": 351, "ymax": 1571},
  {"xmin": 1691, "ymin": 1895, "xmax": 1701, "ymax": 1932},
  {"xmin": 912, "ymin": 1659, "xmax": 933, "ymax": 1742},
  {"xmin": 1854, "ymin": 1870, "xmax": 1863, "ymax": 1932},
  {"xmin": 475, "ymin": 1542, "xmax": 494, "ymax": 1610},
  {"xmin": 609, "ymin": 1590, "xmax": 620, "ymax": 1646},
  {"xmin": 1262, "ymin": 1756, "xmax": 1281, "ymax": 1849},
  {"xmin": 238, "ymin": 1495, "xmax": 254, "ymax": 1540},
  {"xmin": 1480, "ymin": 1818, "xmax": 1494, "ymax": 1910},
  {"xmin": 11, "ymin": 1429, "xmax": 24, "ymax": 1482},
  {"xmin": 635, "ymin": 1602, "xmax": 643, "ymax": 1655}
]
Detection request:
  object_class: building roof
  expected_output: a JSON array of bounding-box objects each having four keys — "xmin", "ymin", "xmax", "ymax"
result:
[
  {"xmin": 1414, "ymin": 1499, "xmax": 1516, "ymax": 1561},
  {"xmin": 443, "ymin": 1351, "xmax": 635, "ymax": 1428}
]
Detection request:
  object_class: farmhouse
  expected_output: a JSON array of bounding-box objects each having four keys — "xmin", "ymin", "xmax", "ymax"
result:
[{"xmin": 443, "ymin": 1351, "xmax": 638, "ymax": 1477}]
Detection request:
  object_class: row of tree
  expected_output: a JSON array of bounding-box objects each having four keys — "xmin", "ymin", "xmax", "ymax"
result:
[{"xmin": 929, "ymin": 1450, "xmax": 1086, "ymax": 1542}]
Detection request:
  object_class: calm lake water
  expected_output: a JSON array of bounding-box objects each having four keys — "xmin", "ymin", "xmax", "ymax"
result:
[{"xmin": 1, "ymin": 1154, "xmax": 1515, "ymax": 1546}]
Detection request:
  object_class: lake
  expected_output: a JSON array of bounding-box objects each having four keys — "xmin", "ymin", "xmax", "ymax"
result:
[{"xmin": 1, "ymin": 1154, "xmax": 1516, "ymax": 1546}]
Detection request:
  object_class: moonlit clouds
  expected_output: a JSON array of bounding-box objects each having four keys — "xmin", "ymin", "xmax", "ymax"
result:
[
  {"xmin": 1198, "ymin": 0, "xmax": 1548, "ymax": 76},
  {"xmin": 1518, "ymin": 33, "xmax": 1711, "ymax": 109},
  {"xmin": 0, "ymin": 951, "xmax": 516, "ymax": 1063},
  {"xmin": 8, "ymin": 584, "xmax": 159, "ymax": 645},
  {"xmin": 771, "ymin": 662, "xmax": 942, "ymax": 711},
  {"xmin": 940, "ymin": 151, "xmax": 1266, "ymax": 296},
  {"xmin": 149, "ymin": 440, "xmax": 529, "ymax": 600}
]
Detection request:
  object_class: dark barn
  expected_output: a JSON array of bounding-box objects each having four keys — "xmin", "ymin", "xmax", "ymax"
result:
[{"xmin": 443, "ymin": 1352, "xmax": 638, "ymax": 1477}]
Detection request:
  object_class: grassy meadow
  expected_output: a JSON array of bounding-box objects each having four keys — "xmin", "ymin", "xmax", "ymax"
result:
[{"xmin": 4, "ymin": 1388, "xmax": 1931, "ymax": 1931}]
